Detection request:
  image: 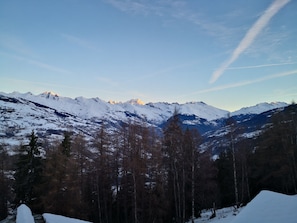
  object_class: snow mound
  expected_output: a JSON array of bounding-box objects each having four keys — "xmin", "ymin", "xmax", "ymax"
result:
[
  {"xmin": 194, "ymin": 206, "xmax": 242, "ymax": 223},
  {"xmin": 43, "ymin": 213, "xmax": 91, "ymax": 223},
  {"xmin": 16, "ymin": 204, "xmax": 34, "ymax": 223},
  {"xmin": 230, "ymin": 190, "xmax": 297, "ymax": 223},
  {"xmin": 232, "ymin": 102, "xmax": 287, "ymax": 116}
]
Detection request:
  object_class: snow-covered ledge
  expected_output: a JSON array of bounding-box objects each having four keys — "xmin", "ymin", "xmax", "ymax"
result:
[
  {"xmin": 16, "ymin": 204, "xmax": 35, "ymax": 223},
  {"xmin": 43, "ymin": 213, "xmax": 91, "ymax": 223}
]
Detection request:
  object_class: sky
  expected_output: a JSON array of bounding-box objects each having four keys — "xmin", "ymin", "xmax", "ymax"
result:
[{"xmin": 0, "ymin": 0, "xmax": 296, "ymax": 111}]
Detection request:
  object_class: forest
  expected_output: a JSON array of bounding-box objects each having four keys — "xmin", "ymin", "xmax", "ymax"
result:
[{"xmin": 0, "ymin": 104, "xmax": 297, "ymax": 223}]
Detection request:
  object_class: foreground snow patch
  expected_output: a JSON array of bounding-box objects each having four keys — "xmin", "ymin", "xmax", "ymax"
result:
[
  {"xmin": 43, "ymin": 213, "xmax": 91, "ymax": 223},
  {"xmin": 193, "ymin": 206, "xmax": 242, "ymax": 223},
  {"xmin": 230, "ymin": 190, "xmax": 297, "ymax": 223},
  {"xmin": 16, "ymin": 204, "xmax": 34, "ymax": 223}
]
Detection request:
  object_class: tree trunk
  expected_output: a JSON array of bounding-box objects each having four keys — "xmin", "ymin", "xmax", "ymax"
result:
[
  {"xmin": 133, "ymin": 172, "xmax": 138, "ymax": 223},
  {"xmin": 191, "ymin": 148, "xmax": 195, "ymax": 222},
  {"xmin": 231, "ymin": 134, "xmax": 239, "ymax": 206}
]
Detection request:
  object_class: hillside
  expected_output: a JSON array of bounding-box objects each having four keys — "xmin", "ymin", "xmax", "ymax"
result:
[
  {"xmin": 0, "ymin": 91, "xmax": 288, "ymax": 150},
  {"xmin": 1, "ymin": 91, "xmax": 296, "ymax": 223},
  {"xmin": 193, "ymin": 190, "xmax": 297, "ymax": 223}
]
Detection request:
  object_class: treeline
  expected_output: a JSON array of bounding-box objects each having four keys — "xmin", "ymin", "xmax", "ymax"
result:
[{"xmin": 0, "ymin": 104, "xmax": 297, "ymax": 223}]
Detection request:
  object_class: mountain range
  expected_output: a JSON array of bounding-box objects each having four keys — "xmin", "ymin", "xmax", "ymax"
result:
[{"xmin": 0, "ymin": 91, "xmax": 288, "ymax": 155}]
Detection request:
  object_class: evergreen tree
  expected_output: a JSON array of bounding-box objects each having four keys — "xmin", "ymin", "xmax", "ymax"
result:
[
  {"xmin": 61, "ymin": 131, "xmax": 72, "ymax": 157},
  {"xmin": 0, "ymin": 144, "xmax": 9, "ymax": 220},
  {"xmin": 14, "ymin": 130, "xmax": 43, "ymax": 212},
  {"xmin": 249, "ymin": 104, "xmax": 297, "ymax": 196},
  {"xmin": 215, "ymin": 150, "xmax": 234, "ymax": 207}
]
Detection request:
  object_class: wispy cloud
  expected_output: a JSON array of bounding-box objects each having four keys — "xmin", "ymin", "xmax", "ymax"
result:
[
  {"xmin": 194, "ymin": 69, "xmax": 297, "ymax": 94},
  {"xmin": 228, "ymin": 62, "xmax": 297, "ymax": 70},
  {"xmin": 106, "ymin": 0, "xmax": 246, "ymax": 48},
  {"xmin": 0, "ymin": 33, "xmax": 36, "ymax": 57},
  {"xmin": 105, "ymin": 0, "xmax": 152, "ymax": 15},
  {"xmin": 96, "ymin": 77, "xmax": 119, "ymax": 87},
  {"xmin": 0, "ymin": 52, "xmax": 72, "ymax": 75},
  {"xmin": 26, "ymin": 58, "xmax": 72, "ymax": 74},
  {"xmin": 210, "ymin": 0, "xmax": 291, "ymax": 83},
  {"xmin": 61, "ymin": 33, "xmax": 98, "ymax": 50}
]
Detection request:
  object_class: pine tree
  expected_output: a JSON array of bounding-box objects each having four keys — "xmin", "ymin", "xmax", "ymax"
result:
[
  {"xmin": 249, "ymin": 104, "xmax": 297, "ymax": 195},
  {"xmin": 163, "ymin": 113, "xmax": 184, "ymax": 223},
  {"xmin": 61, "ymin": 131, "xmax": 72, "ymax": 157},
  {"xmin": 14, "ymin": 130, "xmax": 43, "ymax": 212},
  {"xmin": 0, "ymin": 144, "xmax": 9, "ymax": 220}
]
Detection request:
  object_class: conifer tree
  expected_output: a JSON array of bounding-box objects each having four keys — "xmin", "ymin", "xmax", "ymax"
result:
[
  {"xmin": 61, "ymin": 131, "xmax": 72, "ymax": 157},
  {"xmin": 0, "ymin": 144, "xmax": 9, "ymax": 220},
  {"xmin": 14, "ymin": 130, "xmax": 43, "ymax": 211},
  {"xmin": 163, "ymin": 113, "xmax": 184, "ymax": 223}
]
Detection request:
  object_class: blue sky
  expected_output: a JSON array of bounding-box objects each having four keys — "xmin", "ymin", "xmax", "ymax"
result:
[{"xmin": 0, "ymin": 0, "xmax": 296, "ymax": 111}]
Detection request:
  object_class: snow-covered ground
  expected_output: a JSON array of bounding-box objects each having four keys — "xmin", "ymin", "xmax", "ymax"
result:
[
  {"xmin": 3, "ymin": 190, "xmax": 297, "ymax": 223},
  {"xmin": 192, "ymin": 206, "xmax": 242, "ymax": 223},
  {"xmin": 193, "ymin": 190, "xmax": 297, "ymax": 223},
  {"xmin": 16, "ymin": 204, "xmax": 34, "ymax": 223},
  {"xmin": 43, "ymin": 213, "xmax": 91, "ymax": 223},
  {"xmin": 229, "ymin": 190, "xmax": 297, "ymax": 223},
  {"xmin": 2, "ymin": 91, "xmax": 287, "ymax": 123}
]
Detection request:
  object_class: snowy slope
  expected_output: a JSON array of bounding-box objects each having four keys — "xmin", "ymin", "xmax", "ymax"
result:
[
  {"xmin": 43, "ymin": 213, "xmax": 91, "ymax": 223},
  {"xmin": 193, "ymin": 207, "xmax": 242, "ymax": 223},
  {"xmin": 0, "ymin": 91, "xmax": 290, "ymax": 150},
  {"xmin": 0, "ymin": 92, "xmax": 231, "ymax": 129},
  {"xmin": 2, "ymin": 91, "xmax": 288, "ymax": 122},
  {"xmin": 16, "ymin": 204, "xmax": 34, "ymax": 223},
  {"xmin": 13, "ymin": 191, "xmax": 297, "ymax": 223},
  {"xmin": 0, "ymin": 93, "xmax": 103, "ymax": 150},
  {"xmin": 13, "ymin": 204, "xmax": 91, "ymax": 223},
  {"xmin": 230, "ymin": 190, "xmax": 297, "ymax": 223},
  {"xmin": 231, "ymin": 102, "xmax": 287, "ymax": 116},
  {"xmin": 193, "ymin": 190, "xmax": 297, "ymax": 223}
]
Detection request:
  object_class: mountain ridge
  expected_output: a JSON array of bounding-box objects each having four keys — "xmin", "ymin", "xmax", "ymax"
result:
[
  {"xmin": 0, "ymin": 91, "xmax": 289, "ymax": 151},
  {"xmin": 0, "ymin": 91, "xmax": 288, "ymax": 120}
]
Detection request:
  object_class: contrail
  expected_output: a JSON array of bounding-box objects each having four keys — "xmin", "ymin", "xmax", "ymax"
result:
[{"xmin": 209, "ymin": 0, "xmax": 291, "ymax": 83}]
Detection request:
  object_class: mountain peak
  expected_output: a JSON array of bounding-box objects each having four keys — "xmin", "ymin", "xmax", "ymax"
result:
[
  {"xmin": 41, "ymin": 91, "xmax": 58, "ymax": 96},
  {"xmin": 126, "ymin": 99, "xmax": 145, "ymax": 105},
  {"xmin": 40, "ymin": 91, "xmax": 59, "ymax": 99},
  {"xmin": 232, "ymin": 102, "xmax": 288, "ymax": 116}
]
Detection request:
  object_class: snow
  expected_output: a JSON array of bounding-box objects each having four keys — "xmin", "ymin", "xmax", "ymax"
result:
[
  {"xmin": 0, "ymin": 91, "xmax": 290, "ymax": 147},
  {"xmin": 230, "ymin": 190, "xmax": 297, "ymax": 223},
  {"xmin": 43, "ymin": 213, "xmax": 91, "ymax": 223},
  {"xmin": 1, "ymin": 92, "xmax": 288, "ymax": 125},
  {"xmin": 1, "ymin": 91, "xmax": 229, "ymax": 122},
  {"xmin": 9, "ymin": 189, "xmax": 297, "ymax": 223},
  {"xmin": 16, "ymin": 204, "xmax": 34, "ymax": 223},
  {"xmin": 193, "ymin": 207, "xmax": 242, "ymax": 223},
  {"xmin": 13, "ymin": 204, "xmax": 91, "ymax": 223},
  {"xmin": 193, "ymin": 190, "xmax": 297, "ymax": 223},
  {"xmin": 231, "ymin": 102, "xmax": 287, "ymax": 116}
]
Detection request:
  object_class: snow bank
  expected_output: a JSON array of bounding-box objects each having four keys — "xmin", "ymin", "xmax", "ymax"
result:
[
  {"xmin": 230, "ymin": 190, "xmax": 297, "ymax": 223},
  {"xmin": 194, "ymin": 207, "xmax": 242, "ymax": 223},
  {"xmin": 43, "ymin": 213, "xmax": 91, "ymax": 223},
  {"xmin": 16, "ymin": 204, "xmax": 34, "ymax": 223}
]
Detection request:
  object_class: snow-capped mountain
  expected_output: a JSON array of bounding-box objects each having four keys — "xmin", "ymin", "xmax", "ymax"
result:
[
  {"xmin": 0, "ymin": 91, "xmax": 289, "ymax": 152},
  {"xmin": 231, "ymin": 102, "xmax": 288, "ymax": 116},
  {"xmin": 2, "ymin": 91, "xmax": 286, "ymax": 121},
  {"xmin": 2, "ymin": 91, "xmax": 231, "ymax": 122}
]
